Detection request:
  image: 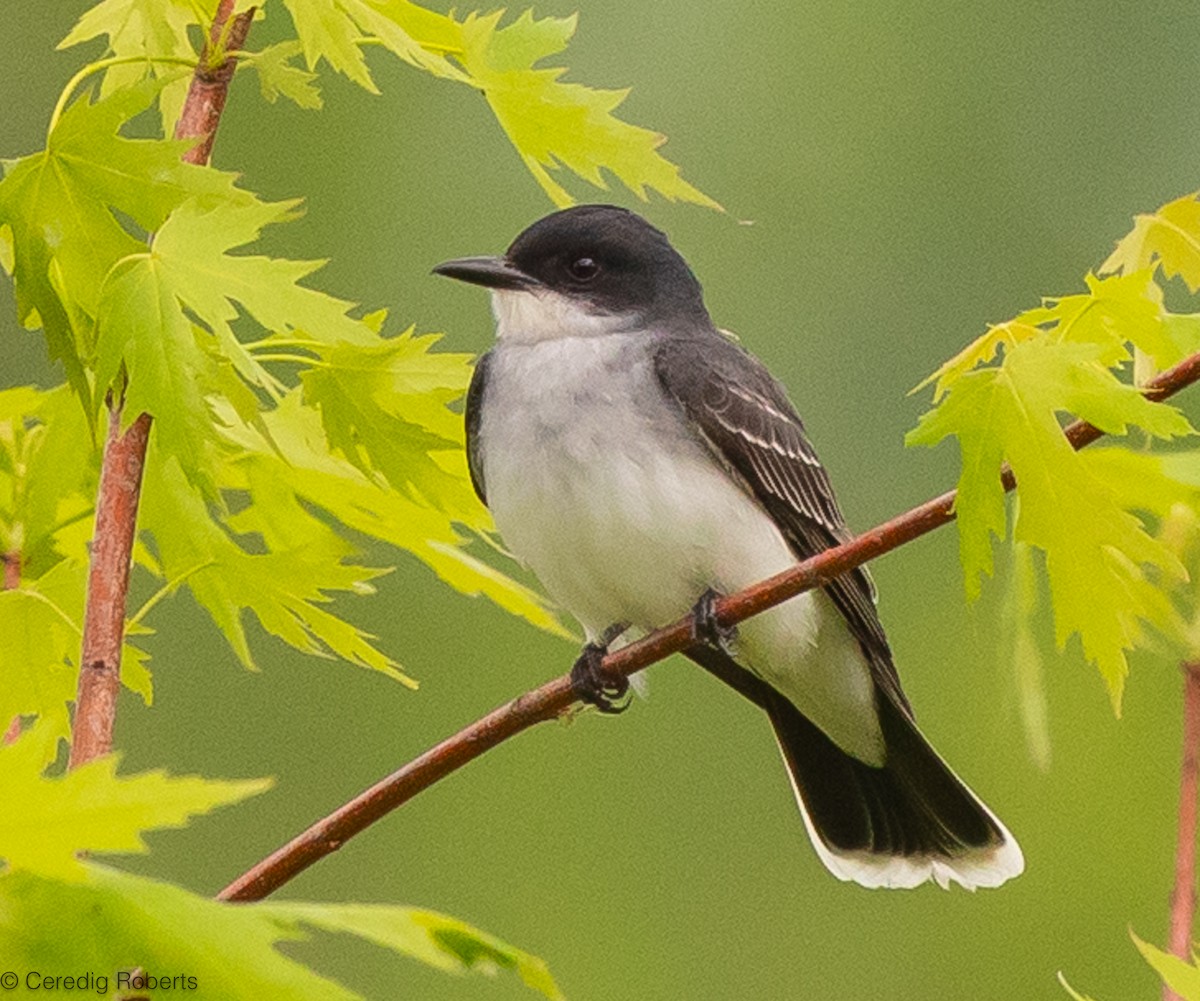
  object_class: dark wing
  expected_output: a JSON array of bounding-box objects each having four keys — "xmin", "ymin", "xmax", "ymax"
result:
[
  {"xmin": 652, "ymin": 331, "xmax": 910, "ymax": 716},
  {"xmin": 464, "ymin": 350, "xmax": 492, "ymax": 505}
]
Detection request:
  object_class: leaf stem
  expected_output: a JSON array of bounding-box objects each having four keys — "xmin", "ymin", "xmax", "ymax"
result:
[
  {"xmin": 245, "ymin": 336, "xmax": 326, "ymax": 351},
  {"xmin": 218, "ymin": 349, "xmax": 1200, "ymax": 903},
  {"xmin": 47, "ymin": 55, "xmax": 199, "ymax": 138},
  {"xmin": 355, "ymin": 36, "xmax": 464, "ymax": 57},
  {"xmin": 251, "ymin": 353, "xmax": 328, "ymax": 367},
  {"xmin": 127, "ymin": 560, "xmax": 215, "ymax": 629}
]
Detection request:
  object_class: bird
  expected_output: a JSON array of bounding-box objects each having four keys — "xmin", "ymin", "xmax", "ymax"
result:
[{"xmin": 433, "ymin": 204, "xmax": 1023, "ymax": 890}]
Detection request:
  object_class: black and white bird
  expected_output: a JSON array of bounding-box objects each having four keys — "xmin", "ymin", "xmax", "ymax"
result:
[{"xmin": 434, "ymin": 205, "xmax": 1023, "ymax": 890}]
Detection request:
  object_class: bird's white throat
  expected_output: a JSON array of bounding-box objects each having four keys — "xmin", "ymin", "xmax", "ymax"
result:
[{"xmin": 490, "ymin": 288, "xmax": 632, "ymax": 344}]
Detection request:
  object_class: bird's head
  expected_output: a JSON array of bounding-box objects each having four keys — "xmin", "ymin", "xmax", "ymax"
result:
[{"xmin": 434, "ymin": 204, "xmax": 708, "ymax": 343}]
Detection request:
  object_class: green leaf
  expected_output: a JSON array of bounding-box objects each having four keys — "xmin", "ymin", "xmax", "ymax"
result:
[
  {"xmin": 275, "ymin": 902, "xmax": 565, "ymax": 999},
  {"xmin": 1017, "ymin": 270, "xmax": 1178, "ymax": 369},
  {"xmin": 250, "ymin": 40, "xmax": 324, "ymax": 109},
  {"xmin": 0, "ymin": 580, "xmax": 79, "ymax": 765},
  {"xmin": 298, "ymin": 332, "xmax": 471, "ymax": 508},
  {"xmin": 0, "ymin": 865, "xmax": 564, "ymax": 1000},
  {"xmin": 1102, "ymin": 191, "xmax": 1200, "ymax": 291},
  {"xmin": 94, "ymin": 195, "xmax": 373, "ymax": 493},
  {"xmin": 275, "ymin": 1, "xmax": 714, "ymax": 206},
  {"xmin": 0, "ymin": 722, "xmax": 270, "ymax": 881},
  {"xmin": 912, "ymin": 320, "xmax": 1040, "ymax": 401},
  {"xmin": 1133, "ymin": 932, "xmax": 1200, "ymax": 1001},
  {"xmin": 0, "ymin": 384, "xmax": 98, "ymax": 575},
  {"xmin": 140, "ymin": 447, "xmax": 412, "ymax": 682},
  {"xmin": 457, "ymin": 10, "xmax": 720, "ymax": 209},
  {"xmin": 337, "ymin": 0, "xmax": 471, "ymax": 83},
  {"xmin": 58, "ymin": 0, "xmax": 199, "ymax": 132},
  {"xmin": 1005, "ymin": 539, "xmax": 1050, "ymax": 770},
  {"xmin": 1056, "ymin": 972, "xmax": 1102, "ymax": 1001},
  {"xmin": 908, "ymin": 337, "xmax": 1194, "ymax": 708},
  {"xmin": 18, "ymin": 387, "xmax": 100, "ymax": 576},
  {"xmin": 282, "ymin": 0, "xmax": 380, "ymax": 92},
  {"xmin": 281, "ymin": 0, "xmax": 467, "ymax": 92},
  {"xmin": 220, "ymin": 392, "xmax": 568, "ymax": 639},
  {"xmin": 0, "ymin": 80, "xmax": 242, "ymax": 409}
]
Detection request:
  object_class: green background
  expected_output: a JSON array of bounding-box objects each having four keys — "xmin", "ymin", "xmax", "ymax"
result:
[{"xmin": 4, "ymin": 3, "xmax": 1200, "ymax": 998}]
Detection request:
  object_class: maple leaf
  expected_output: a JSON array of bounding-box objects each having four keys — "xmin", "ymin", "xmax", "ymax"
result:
[
  {"xmin": 249, "ymin": 40, "xmax": 324, "ymax": 109},
  {"xmin": 139, "ymin": 448, "xmax": 410, "ymax": 683},
  {"xmin": 0, "ymin": 865, "xmax": 564, "ymax": 1000},
  {"xmin": 457, "ymin": 10, "xmax": 720, "ymax": 209},
  {"xmin": 299, "ymin": 332, "xmax": 471, "ymax": 508},
  {"xmin": 0, "ymin": 721, "xmax": 270, "ymax": 881},
  {"xmin": 1133, "ymin": 932, "xmax": 1200, "ymax": 1001},
  {"xmin": 279, "ymin": 1, "xmax": 717, "ymax": 207},
  {"xmin": 58, "ymin": 0, "xmax": 199, "ymax": 131},
  {"xmin": 914, "ymin": 320, "xmax": 1041, "ymax": 401},
  {"xmin": 1017, "ymin": 271, "xmax": 1179, "ymax": 369},
  {"xmin": 0, "ymin": 80, "xmax": 242, "ymax": 409},
  {"xmin": 219, "ymin": 392, "xmax": 567, "ymax": 639},
  {"xmin": 0, "ymin": 385, "xmax": 98, "ymax": 577},
  {"xmin": 280, "ymin": 0, "xmax": 467, "ymax": 92},
  {"xmin": 1101, "ymin": 190, "xmax": 1200, "ymax": 291},
  {"xmin": 0, "ymin": 582, "xmax": 78, "ymax": 765},
  {"xmin": 907, "ymin": 336, "xmax": 1194, "ymax": 707},
  {"xmin": 94, "ymin": 196, "xmax": 373, "ymax": 493}
]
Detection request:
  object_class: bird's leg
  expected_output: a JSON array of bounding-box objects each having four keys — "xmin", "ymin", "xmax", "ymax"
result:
[
  {"xmin": 570, "ymin": 621, "xmax": 632, "ymax": 715},
  {"xmin": 690, "ymin": 587, "xmax": 737, "ymax": 656}
]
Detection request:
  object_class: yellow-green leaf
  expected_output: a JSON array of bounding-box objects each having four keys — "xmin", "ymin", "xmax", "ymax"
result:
[
  {"xmin": 1101, "ymin": 190, "xmax": 1200, "ymax": 291},
  {"xmin": 1133, "ymin": 932, "xmax": 1200, "ymax": 1001},
  {"xmin": 0, "ymin": 722, "xmax": 270, "ymax": 881},
  {"xmin": 907, "ymin": 337, "xmax": 1194, "ymax": 708},
  {"xmin": 0, "ymin": 865, "xmax": 564, "ymax": 1000},
  {"xmin": 58, "ymin": 0, "xmax": 199, "ymax": 132},
  {"xmin": 458, "ymin": 9, "xmax": 720, "ymax": 209}
]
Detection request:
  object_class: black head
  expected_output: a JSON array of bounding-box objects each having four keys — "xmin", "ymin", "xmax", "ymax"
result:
[{"xmin": 434, "ymin": 205, "xmax": 708, "ymax": 326}]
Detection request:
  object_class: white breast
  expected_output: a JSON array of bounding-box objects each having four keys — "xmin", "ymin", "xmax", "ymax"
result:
[{"xmin": 478, "ymin": 331, "xmax": 883, "ymax": 763}]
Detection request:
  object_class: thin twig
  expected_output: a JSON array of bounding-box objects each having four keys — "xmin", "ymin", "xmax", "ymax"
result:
[
  {"xmin": 1166, "ymin": 660, "xmax": 1200, "ymax": 1001},
  {"xmin": 67, "ymin": 1, "xmax": 255, "ymax": 771},
  {"xmin": 218, "ymin": 349, "xmax": 1200, "ymax": 903}
]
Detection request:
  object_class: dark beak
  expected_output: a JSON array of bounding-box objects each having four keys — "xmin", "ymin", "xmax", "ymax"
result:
[{"xmin": 432, "ymin": 256, "xmax": 541, "ymax": 291}]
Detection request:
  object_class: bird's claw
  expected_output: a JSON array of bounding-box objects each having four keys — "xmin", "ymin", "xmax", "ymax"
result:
[
  {"xmin": 570, "ymin": 627, "xmax": 631, "ymax": 715},
  {"xmin": 691, "ymin": 588, "xmax": 737, "ymax": 655}
]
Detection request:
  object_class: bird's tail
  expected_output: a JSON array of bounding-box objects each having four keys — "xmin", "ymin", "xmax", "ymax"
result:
[{"xmin": 764, "ymin": 686, "xmax": 1023, "ymax": 890}]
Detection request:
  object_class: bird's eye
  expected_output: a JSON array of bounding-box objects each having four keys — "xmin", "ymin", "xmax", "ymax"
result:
[{"xmin": 568, "ymin": 257, "xmax": 600, "ymax": 281}]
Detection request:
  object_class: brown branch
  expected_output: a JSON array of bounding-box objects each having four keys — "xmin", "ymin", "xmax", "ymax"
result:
[
  {"xmin": 3, "ymin": 550, "xmax": 21, "ymax": 744},
  {"xmin": 1166, "ymin": 660, "xmax": 1200, "ymax": 1001},
  {"xmin": 218, "ymin": 349, "xmax": 1200, "ymax": 903},
  {"xmin": 68, "ymin": 410, "xmax": 151, "ymax": 768},
  {"xmin": 67, "ymin": 3, "xmax": 254, "ymax": 771},
  {"xmin": 3, "ymin": 550, "xmax": 19, "ymax": 590},
  {"xmin": 174, "ymin": 1, "xmax": 255, "ymax": 161}
]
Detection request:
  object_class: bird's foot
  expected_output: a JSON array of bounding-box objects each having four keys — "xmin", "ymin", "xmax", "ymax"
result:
[
  {"xmin": 690, "ymin": 588, "xmax": 737, "ymax": 656},
  {"xmin": 570, "ymin": 622, "xmax": 631, "ymax": 715}
]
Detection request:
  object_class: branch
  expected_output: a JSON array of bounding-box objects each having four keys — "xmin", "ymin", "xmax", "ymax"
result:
[
  {"xmin": 3, "ymin": 550, "xmax": 20, "ymax": 745},
  {"xmin": 67, "ymin": 2, "xmax": 255, "ymax": 771},
  {"xmin": 218, "ymin": 349, "xmax": 1200, "ymax": 903},
  {"xmin": 1166, "ymin": 660, "xmax": 1200, "ymax": 1001}
]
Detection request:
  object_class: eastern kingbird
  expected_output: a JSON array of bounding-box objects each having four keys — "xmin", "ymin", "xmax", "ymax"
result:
[{"xmin": 434, "ymin": 205, "xmax": 1023, "ymax": 890}]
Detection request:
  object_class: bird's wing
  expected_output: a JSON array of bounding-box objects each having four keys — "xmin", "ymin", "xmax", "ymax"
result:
[
  {"xmin": 464, "ymin": 350, "xmax": 492, "ymax": 505},
  {"xmin": 652, "ymin": 331, "xmax": 910, "ymax": 715}
]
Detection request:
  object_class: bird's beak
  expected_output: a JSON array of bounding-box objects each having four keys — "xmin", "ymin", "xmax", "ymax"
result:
[{"xmin": 432, "ymin": 256, "xmax": 541, "ymax": 292}]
